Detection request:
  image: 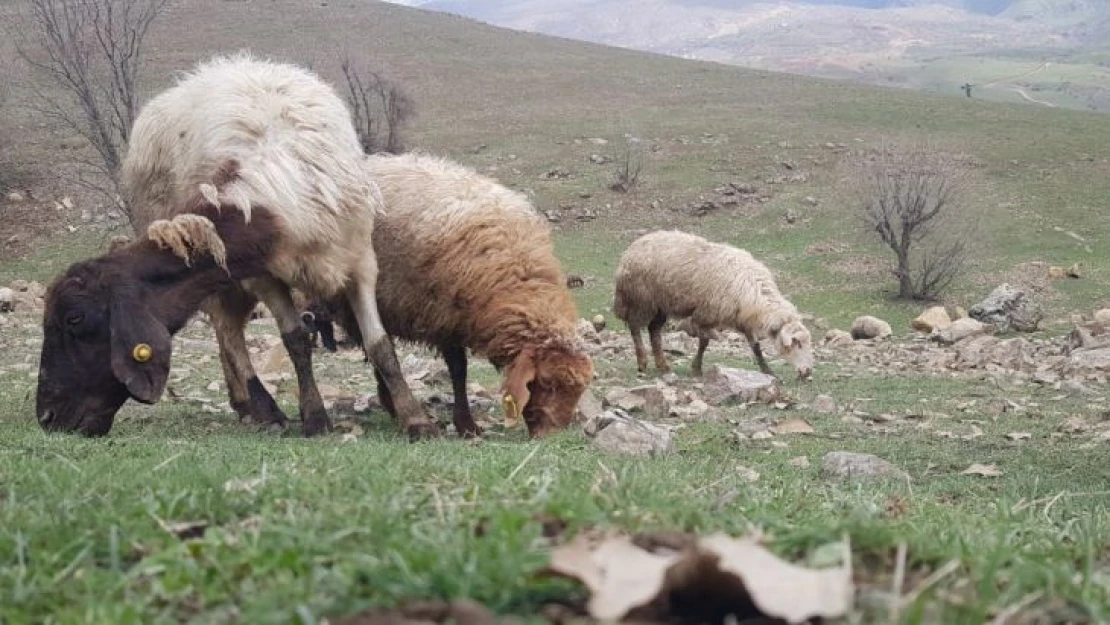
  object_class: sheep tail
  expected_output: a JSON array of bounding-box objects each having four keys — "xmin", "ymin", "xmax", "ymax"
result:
[{"xmin": 146, "ymin": 214, "xmax": 229, "ymax": 271}]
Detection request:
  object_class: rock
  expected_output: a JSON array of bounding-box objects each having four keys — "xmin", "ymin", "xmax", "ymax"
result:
[
  {"xmin": 591, "ymin": 314, "xmax": 606, "ymax": 332},
  {"xmin": 823, "ymin": 329, "xmax": 854, "ymax": 347},
  {"xmin": 6, "ymin": 191, "xmax": 24, "ymax": 202},
  {"xmin": 802, "ymin": 196, "xmax": 818, "ymax": 206},
  {"xmin": 912, "ymin": 306, "xmax": 952, "ymax": 333},
  {"xmin": 604, "ymin": 387, "xmax": 645, "ymax": 412},
  {"xmin": 1061, "ymin": 379, "xmax": 1096, "ymax": 396},
  {"xmin": 953, "ymin": 306, "xmax": 968, "ymax": 319},
  {"xmin": 968, "ymin": 284, "xmax": 1042, "ymax": 333},
  {"xmin": 672, "ymin": 399, "xmax": 711, "ymax": 421},
  {"xmin": 1067, "ymin": 263, "xmax": 1082, "ymax": 279},
  {"xmin": 1094, "ymin": 309, "xmax": 1110, "ymax": 325},
  {"xmin": 576, "ymin": 388, "xmax": 604, "ymax": 422},
  {"xmin": 1066, "ymin": 348, "xmax": 1110, "ymax": 373},
  {"xmin": 583, "ymin": 409, "xmax": 675, "ymax": 456},
  {"xmin": 702, "ymin": 366, "xmax": 780, "ymax": 405},
  {"xmin": 576, "ymin": 318, "xmax": 600, "ymax": 343},
  {"xmin": 932, "ymin": 317, "xmax": 987, "ymax": 345},
  {"xmin": 0, "ymin": 288, "xmax": 13, "ymax": 313},
  {"xmin": 820, "ymin": 452, "xmax": 910, "ymax": 483},
  {"xmin": 851, "ymin": 316, "xmax": 892, "ymax": 340},
  {"xmin": 1047, "ymin": 265, "xmax": 1066, "ymax": 279},
  {"xmin": 588, "ymin": 154, "xmax": 610, "ymax": 164},
  {"xmin": 257, "ymin": 345, "xmax": 292, "ymax": 376},
  {"xmin": 811, "ymin": 394, "xmax": 837, "ymax": 414},
  {"xmin": 640, "ymin": 386, "xmax": 670, "ymax": 421},
  {"xmin": 61, "ymin": 196, "xmax": 75, "ymax": 209}
]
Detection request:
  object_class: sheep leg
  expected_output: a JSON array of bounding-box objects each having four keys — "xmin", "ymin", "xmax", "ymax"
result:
[
  {"xmin": 629, "ymin": 324, "xmax": 649, "ymax": 372},
  {"xmin": 744, "ymin": 330, "xmax": 775, "ymax": 376},
  {"xmin": 206, "ymin": 289, "xmax": 288, "ymax": 427},
  {"xmin": 648, "ymin": 312, "xmax": 672, "ymax": 373},
  {"xmin": 691, "ymin": 336, "xmax": 711, "ymax": 377},
  {"xmin": 373, "ymin": 367, "xmax": 397, "ymax": 418},
  {"xmin": 347, "ymin": 273, "xmax": 441, "ymax": 440},
  {"xmin": 443, "ymin": 342, "xmax": 481, "ymax": 438},
  {"xmin": 248, "ymin": 278, "xmax": 332, "ymax": 437}
]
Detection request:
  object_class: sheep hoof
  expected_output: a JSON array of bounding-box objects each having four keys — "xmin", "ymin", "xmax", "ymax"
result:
[
  {"xmin": 302, "ymin": 409, "xmax": 333, "ymax": 438},
  {"xmin": 406, "ymin": 421, "xmax": 443, "ymax": 441}
]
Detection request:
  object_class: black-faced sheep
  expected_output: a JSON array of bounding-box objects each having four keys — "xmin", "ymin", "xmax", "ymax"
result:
[
  {"xmin": 612, "ymin": 229, "xmax": 814, "ymax": 379},
  {"xmin": 35, "ymin": 53, "xmax": 437, "ymax": 438}
]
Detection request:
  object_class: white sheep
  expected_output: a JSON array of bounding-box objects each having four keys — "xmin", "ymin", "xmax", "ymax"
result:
[
  {"xmin": 612, "ymin": 229, "xmax": 814, "ymax": 379},
  {"xmin": 112, "ymin": 52, "xmax": 436, "ymax": 437}
]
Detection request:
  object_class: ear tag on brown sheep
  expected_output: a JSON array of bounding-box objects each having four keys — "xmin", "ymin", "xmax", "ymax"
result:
[
  {"xmin": 502, "ymin": 394, "xmax": 522, "ymax": 428},
  {"xmin": 132, "ymin": 343, "xmax": 154, "ymax": 363}
]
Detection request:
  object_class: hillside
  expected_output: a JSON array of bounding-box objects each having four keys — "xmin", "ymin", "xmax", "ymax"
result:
[{"xmin": 1, "ymin": 0, "xmax": 1108, "ymax": 331}]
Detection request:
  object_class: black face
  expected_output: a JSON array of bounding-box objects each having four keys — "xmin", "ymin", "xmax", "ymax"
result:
[{"xmin": 36, "ymin": 262, "xmax": 172, "ymax": 436}]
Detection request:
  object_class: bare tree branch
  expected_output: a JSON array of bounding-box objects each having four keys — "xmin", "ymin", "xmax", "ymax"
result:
[
  {"xmin": 339, "ymin": 53, "xmax": 415, "ymax": 155},
  {"xmin": 10, "ymin": 0, "xmax": 168, "ymax": 220},
  {"xmin": 856, "ymin": 143, "xmax": 975, "ymax": 300}
]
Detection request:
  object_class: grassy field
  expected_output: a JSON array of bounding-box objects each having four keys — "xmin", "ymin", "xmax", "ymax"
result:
[{"xmin": 1, "ymin": 0, "xmax": 1110, "ymax": 622}]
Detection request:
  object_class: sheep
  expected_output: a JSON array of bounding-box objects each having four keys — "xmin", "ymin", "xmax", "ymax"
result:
[
  {"xmin": 612, "ymin": 229, "xmax": 814, "ymax": 379},
  {"xmin": 280, "ymin": 152, "xmax": 596, "ymax": 438},
  {"xmin": 35, "ymin": 53, "xmax": 437, "ymax": 439}
]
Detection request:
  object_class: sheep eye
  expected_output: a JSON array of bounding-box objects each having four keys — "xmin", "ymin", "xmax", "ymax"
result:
[{"xmin": 66, "ymin": 313, "xmax": 85, "ymax": 326}]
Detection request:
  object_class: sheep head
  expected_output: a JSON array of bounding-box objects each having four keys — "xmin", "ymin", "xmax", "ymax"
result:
[
  {"xmin": 776, "ymin": 318, "xmax": 814, "ymax": 380},
  {"xmin": 500, "ymin": 340, "xmax": 594, "ymax": 438}
]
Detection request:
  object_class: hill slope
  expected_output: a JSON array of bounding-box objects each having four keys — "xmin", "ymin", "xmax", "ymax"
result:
[{"xmin": 1, "ymin": 0, "xmax": 1108, "ymax": 329}]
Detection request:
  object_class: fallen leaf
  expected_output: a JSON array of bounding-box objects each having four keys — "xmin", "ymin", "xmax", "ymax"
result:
[
  {"xmin": 771, "ymin": 418, "xmax": 814, "ymax": 435},
  {"xmin": 1006, "ymin": 432, "xmax": 1032, "ymax": 441},
  {"xmin": 962, "ymin": 463, "xmax": 1003, "ymax": 477},
  {"xmin": 224, "ymin": 477, "xmax": 263, "ymax": 493},
  {"xmin": 154, "ymin": 517, "xmax": 209, "ymax": 540},
  {"xmin": 541, "ymin": 531, "xmax": 853, "ymax": 623}
]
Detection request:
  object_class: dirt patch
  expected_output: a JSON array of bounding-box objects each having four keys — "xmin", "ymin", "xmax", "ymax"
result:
[
  {"xmin": 0, "ymin": 196, "xmax": 63, "ymax": 262},
  {"xmin": 827, "ymin": 254, "xmax": 889, "ymax": 281},
  {"xmin": 805, "ymin": 239, "xmax": 851, "ymax": 256}
]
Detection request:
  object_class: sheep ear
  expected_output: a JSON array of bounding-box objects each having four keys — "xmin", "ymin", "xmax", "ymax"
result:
[
  {"xmin": 109, "ymin": 288, "xmax": 173, "ymax": 404},
  {"xmin": 500, "ymin": 347, "xmax": 537, "ymax": 428}
]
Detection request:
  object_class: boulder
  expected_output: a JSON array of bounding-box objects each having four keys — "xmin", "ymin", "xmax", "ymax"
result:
[
  {"xmin": 1094, "ymin": 309, "xmax": 1110, "ymax": 325},
  {"xmin": 911, "ymin": 306, "xmax": 952, "ymax": 333},
  {"xmin": 702, "ymin": 366, "xmax": 780, "ymax": 405},
  {"xmin": 583, "ymin": 409, "xmax": 676, "ymax": 456},
  {"xmin": 968, "ymin": 284, "xmax": 1042, "ymax": 333},
  {"xmin": 823, "ymin": 329, "xmax": 854, "ymax": 347},
  {"xmin": 820, "ymin": 452, "xmax": 910, "ymax": 483},
  {"xmin": 932, "ymin": 317, "xmax": 987, "ymax": 345},
  {"xmin": 850, "ymin": 315, "xmax": 891, "ymax": 340},
  {"xmin": 811, "ymin": 394, "xmax": 837, "ymax": 414}
]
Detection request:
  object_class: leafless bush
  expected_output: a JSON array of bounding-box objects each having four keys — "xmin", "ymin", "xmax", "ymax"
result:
[
  {"xmin": 11, "ymin": 0, "xmax": 168, "ymax": 216},
  {"xmin": 609, "ymin": 138, "xmax": 643, "ymax": 193},
  {"xmin": 856, "ymin": 145, "xmax": 975, "ymax": 300},
  {"xmin": 339, "ymin": 54, "xmax": 415, "ymax": 155}
]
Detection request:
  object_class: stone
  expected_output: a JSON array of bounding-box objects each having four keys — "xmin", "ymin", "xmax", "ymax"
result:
[
  {"xmin": 850, "ymin": 315, "xmax": 892, "ymax": 340},
  {"xmin": 576, "ymin": 388, "xmax": 604, "ymax": 422},
  {"xmin": 953, "ymin": 306, "xmax": 968, "ymax": 319},
  {"xmin": 0, "ymin": 287, "xmax": 13, "ymax": 313},
  {"xmin": 1067, "ymin": 263, "xmax": 1082, "ymax": 279},
  {"xmin": 1094, "ymin": 309, "xmax": 1110, "ymax": 325},
  {"xmin": 820, "ymin": 452, "xmax": 910, "ymax": 483},
  {"xmin": 591, "ymin": 314, "xmax": 606, "ymax": 332},
  {"xmin": 932, "ymin": 317, "xmax": 987, "ymax": 345},
  {"xmin": 576, "ymin": 318, "xmax": 600, "ymax": 343},
  {"xmin": 968, "ymin": 284, "xmax": 1042, "ymax": 333},
  {"xmin": 257, "ymin": 345, "xmax": 291, "ymax": 376},
  {"xmin": 823, "ymin": 329, "xmax": 854, "ymax": 347},
  {"xmin": 811, "ymin": 394, "xmax": 837, "ymax": 414},
  {"xmin": 6, "ymin": 191, "xmax": 24, "ymax": 202},
  {"xmin": 1066, "ymin": 348, "xmax": 1110, "ymax": 373},
  {"xmin": 604, "ymin": 387, "xmax": 645, "ymax": 412},
  {"xmin": 583, "ymin": 409, "xmax": 675, "ymax": 456},
  {"xmin": 702, "ymin": 366, "xmax": 780, "ymax": 405},
  {"xmin": 1047, "ymin": 265, "xmax": 1066, "ymax": 279},
  {"xmin": 912, "ymin": 306, "xmax": 952, "ymax": 333}
]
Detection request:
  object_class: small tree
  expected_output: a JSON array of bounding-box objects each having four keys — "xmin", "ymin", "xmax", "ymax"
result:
[
  {"xmin": 13, "ymin": 0, "xmax": 168, "ymax": 216},
  {"xmin": 857, "ymin": 145, "xmax": 974, "ymax": 300},
  {"xmin": 609, "ymin": 137, "xmax": 643, "ymax": 193},
  {"xmin": 339, "ymin": 54, "xmax": 415, "ymax": 155}
]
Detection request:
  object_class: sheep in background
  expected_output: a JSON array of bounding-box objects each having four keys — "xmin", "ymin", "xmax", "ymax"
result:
[
  {"xmin": 301, "ymin": 152, "xmax": 594, "ymax": 438},
  {"xmin": 613, "ymin": 230, "xmax": 813, "ymax": 379},
  {"xmin": 36, "ymin": 52, "xmax": 437, "ymax": 438}
]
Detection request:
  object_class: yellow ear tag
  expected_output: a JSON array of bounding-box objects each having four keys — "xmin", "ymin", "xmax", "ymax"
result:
[
  {"xmin": 502, "ymin": 394, "xmax": 521, "ymax": 428},
  {"xmin": 132, "ymin": 343, "xmax": 153, "ymax": 363}
]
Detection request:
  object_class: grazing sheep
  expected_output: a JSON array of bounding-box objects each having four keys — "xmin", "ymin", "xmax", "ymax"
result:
[
  {"xmin": 613, "ymin": 230, "xmax": 813, "ymax": 379},
  {"xmin": 291, "ymin": 153, "xmax": 595, "ymax": 437},
  {"xmin": 35, "ymin": 53, "xmax": 436, "ymax": 438}
]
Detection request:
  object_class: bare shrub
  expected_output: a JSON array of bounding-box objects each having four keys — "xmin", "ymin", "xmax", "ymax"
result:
[
  {"xmin": 856, "ymin": 144, "xmax": 975, "ymax": 300},
  {"xmin": 609, "ymin": 137, "xmax": 643, "ymax": 193},
  {"xmin": 11, "ymin": 0, "xmax": 168, "ymax": 219},
  {"xmin": 339, "ymin": 54, "xmax": 415, "ymax": 155}
]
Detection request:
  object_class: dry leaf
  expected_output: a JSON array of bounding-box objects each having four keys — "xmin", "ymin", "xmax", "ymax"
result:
[
  {"xmin": 962, "ymin": 463, "xmax": 1003, "ymax": 477},
  {"xmin": 771, "ymin": 418, "xmax": 814, "ymax": 435},
  {"xmin": 224, "ymin": 477, "xmax": 263, "ymax": 493},
  {"xmin": 1006, "ymin": 432, "xmax": 1032, "ymax": 441},
  {"xmin": 541, "ymin": 531, "xmax": 854, "ymax": 624},
  {"xmin": 154, "ymin": 516, "xmax": 209, "ymax": 540}
]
